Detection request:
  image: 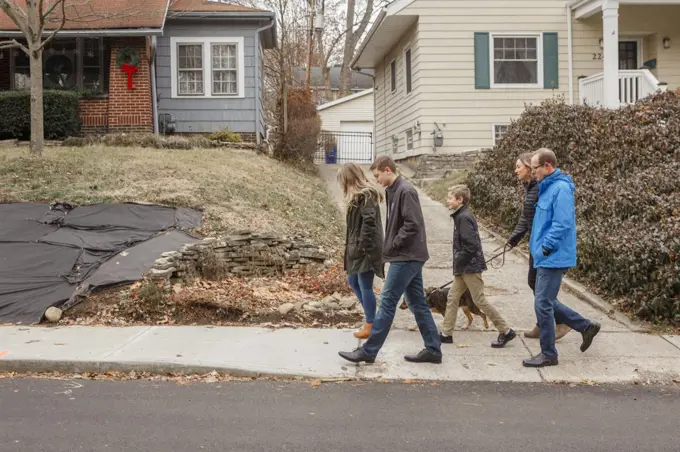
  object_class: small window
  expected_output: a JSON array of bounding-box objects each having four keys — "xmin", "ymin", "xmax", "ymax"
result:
[
  {"xmin": 177, "ymin": 43, "xmax": 204, "ymax": 96},
  {"xmin": 492, "ymin": 35, "xmax": 539, "ymax": 86},
  {"xmin": 392, "ymin": 136, "xmax": 399, "ymax": 154},
  {"xmin": 211, "ymin": 43, "xmax": 238, "ymax": 95},
  {"xmin": 406, "ymin": 129, "xmax": 414, "ymax": 150},
  {"xmin": 493, "ymin": 124, "xmax": 509, "ymax": 146},
  {"xmin": 405, "ymin": 48, "xmax": 412, "ymax": 93},
  {"xmin": 390, "ymin": 59, "xmax": 396, "ymax": 92}
]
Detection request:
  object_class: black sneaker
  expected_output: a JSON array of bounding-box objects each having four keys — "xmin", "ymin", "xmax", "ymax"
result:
[
  {"xmin": 491, "ymin": 329, "xmax": 516, "ymax": 348},
  {"xmin": 522, "ymin": 353, "xmax": 559, "ymax": 368},
  {"xmin": 439, "ymin": 333, "xmax": 453, "ymax": 344},
  {"xmin": 580, "ymin": 322, "xmax": 601, "ymax": 352}
]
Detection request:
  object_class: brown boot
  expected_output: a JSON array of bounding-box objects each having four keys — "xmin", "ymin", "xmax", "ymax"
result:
[
  {"xmin": 353, "ymin": 323, "xmax": 372, "ymax": 339},
  {"xmin": 524, "ymin": 324, "xmax": 540, "ymax": 339},
  {"xmin": 555, "ymin": 324, "xmax": 572, "ymax": 341}
]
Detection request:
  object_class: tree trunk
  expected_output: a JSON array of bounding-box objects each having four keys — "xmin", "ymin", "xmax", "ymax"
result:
[
  {"xmin": 338, "ymin": 0, "xmax": 355, "ymax": 97},
  {"xmin": 29, "ymin": 45, "xmax": 44, "ymax": 156}
]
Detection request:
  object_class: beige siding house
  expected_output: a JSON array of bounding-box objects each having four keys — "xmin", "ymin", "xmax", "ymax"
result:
[{"xmin": 352, "ymin": 0, "xmax": 680, "ymax": 158}]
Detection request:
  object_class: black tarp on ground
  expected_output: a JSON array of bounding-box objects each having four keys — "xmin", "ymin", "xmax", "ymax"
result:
[{"xmin": 0, "ymin": 202, "xmax": 202, "ymax": 324}]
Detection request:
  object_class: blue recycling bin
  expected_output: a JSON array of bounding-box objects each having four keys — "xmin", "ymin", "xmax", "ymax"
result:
[{"xmin": 325, "ymin": 145, "xmax": 337, "ymax": 164}]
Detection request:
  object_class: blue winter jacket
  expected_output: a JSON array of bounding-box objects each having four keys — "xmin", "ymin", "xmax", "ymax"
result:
[{"xmin": 530, "ymin": 169, "xmax": 577, "ymax": 269}]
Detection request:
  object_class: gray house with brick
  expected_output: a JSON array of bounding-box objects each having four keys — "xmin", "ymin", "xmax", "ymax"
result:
[{"xmin": 0, "ymin": 0, "xmax": 276, "ymax": 144}]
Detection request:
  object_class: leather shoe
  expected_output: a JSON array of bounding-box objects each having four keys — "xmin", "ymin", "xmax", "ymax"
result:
[
  {"xmin": 580, "ymin": 322, "xmax": 601, "ymax": 352},
  {"xmin": 338, "ymin": 347, "xmax": 375, "ymax": 364},
  {"xmin": 439, "ymin": 332, "xmax": 453, "ymax": 344},
  {"xmin": 522, "ymin": 353, "xmax": 559, "ymax": 368},
  {"xmin": 404, "ymin": 349, "xmax": 442, "ymax": 364},
  {"xmin": 491, "ymin": 329, "xmax": 516, "ymax": 348}
]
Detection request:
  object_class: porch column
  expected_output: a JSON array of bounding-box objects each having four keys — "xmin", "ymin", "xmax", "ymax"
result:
[{"xmin": 602, "ymin": 0, "xmax": 620, "ymax": 108}]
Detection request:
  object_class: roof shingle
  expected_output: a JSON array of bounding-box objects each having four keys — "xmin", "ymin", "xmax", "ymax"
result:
[{"xmin": 0, "ymin": 0, "xmax": 170, "ymax": 32}]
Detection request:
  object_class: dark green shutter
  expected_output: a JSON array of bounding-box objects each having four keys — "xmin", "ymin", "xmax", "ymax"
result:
[
  {"xmin": 474, "ymin": 32, "xmax": 490, "ymax": 89},
  {"xmin": 543, "ymin": 32, "xmax": 559, "ymax": 89}
]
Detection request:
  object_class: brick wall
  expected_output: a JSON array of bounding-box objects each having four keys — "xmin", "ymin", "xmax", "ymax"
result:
[
  {"xmin": 107, "ymin": 37, "xmax": 152, "ymax": 133},
  {"xmin": 79, "ymin": 37, "xmax": 153, "ymax": 134},
  {"xmin": 0, "ymin": 50, "xmax": 10, "ymax": 90}
]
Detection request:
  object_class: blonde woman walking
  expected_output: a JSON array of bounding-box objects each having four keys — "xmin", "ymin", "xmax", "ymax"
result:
[{"xmin": 337, "ymin": 163, "xmax": 385, "ymax": 339}]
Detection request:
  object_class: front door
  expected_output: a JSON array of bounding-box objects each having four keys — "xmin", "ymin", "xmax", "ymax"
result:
[{"xmin": 619, "ymin": 41, "xmax": 639, "ymax": 70}]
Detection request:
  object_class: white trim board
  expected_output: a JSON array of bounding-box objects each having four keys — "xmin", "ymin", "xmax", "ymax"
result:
[
  {"xmin": 170, "ymin": 36, "xmax": 245, "ymax": 99},
  {"xmin": 316, "ymin": 89, "xmax": 374, "ymax": 111}
]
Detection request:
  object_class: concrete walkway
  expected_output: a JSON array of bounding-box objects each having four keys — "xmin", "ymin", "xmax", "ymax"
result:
[{"xmin": 0, "ymin": 164, "xmax": 678, "ymax": 384}]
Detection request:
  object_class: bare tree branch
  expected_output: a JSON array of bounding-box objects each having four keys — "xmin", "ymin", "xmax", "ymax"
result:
[
  {"xmin": 0, "ymin": 38, "xmax": 29, "ymax": 53},
  {"xmin": 39, "ymin": 0, "xmax": 68, "ymax": 51}
]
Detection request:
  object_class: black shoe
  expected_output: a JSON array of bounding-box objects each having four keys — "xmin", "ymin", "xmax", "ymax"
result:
[
  {"xmin": 491, "ymin": 329, "xmax": 516, "ymax": 348},
  {"xmin": 404, "ymin": 349, "xmax": 443, "ymax": 364},
  {"xmin": 338, "ymin": 347, "xmax": 375, "ymax": 364},
  {"xmin": 580, "ymin": 322, "xmax": 601, "ymax": 352},
  {"xmin": 522, "ymin": 353, "xmax": 559, "ymax": 368},
  {"xmin": 439, "ymin": 333, "xmax": 453, "ymax": 344}
]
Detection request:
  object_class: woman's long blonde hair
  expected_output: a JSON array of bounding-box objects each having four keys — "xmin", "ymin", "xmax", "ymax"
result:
[{"xmin": 337, "ymin": 163, "xmax": 384, "ymax": 210}]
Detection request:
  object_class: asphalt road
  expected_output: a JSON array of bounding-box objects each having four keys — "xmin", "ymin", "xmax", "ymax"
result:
[{"xmin": 1, "ymin": 379, "xmax": 679, "ymax": 451}]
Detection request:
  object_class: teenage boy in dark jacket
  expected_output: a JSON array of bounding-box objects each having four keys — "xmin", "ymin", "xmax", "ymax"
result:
[
  {"xmin": 440, "ymin": 185, "xmax": 516, "ymax": 348},
  {"xmin": 339, "ymin": 156, "xmax": 442, "ymax": 364}
]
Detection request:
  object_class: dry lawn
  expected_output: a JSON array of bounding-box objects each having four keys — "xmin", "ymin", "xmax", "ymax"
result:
[{"xmin": 0, "ymin": 146, "xmax": 343, "ymax": 248}]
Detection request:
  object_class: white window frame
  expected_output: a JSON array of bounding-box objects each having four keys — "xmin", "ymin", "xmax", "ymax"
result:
[
  {"xmin": 170, "ymin": 36, "xmax": 245, "ymax": 99},
  {"xmin": 404, "ymin": 47, "xmax": 413, "ymax": 94},
  {"xmin": 492, "ymin": 123, "xmax": 510, "ymax": 146},
  {"xmin": 489, "ymin": 33, "xmax": 543, "ymax": 89},
  {"xmin": 405, "ymin": 128, "xmax": 414, "ymax": 150},
  {"xmin": 390, "ymin": 58, "xmax": 397, "ymax": 93}
]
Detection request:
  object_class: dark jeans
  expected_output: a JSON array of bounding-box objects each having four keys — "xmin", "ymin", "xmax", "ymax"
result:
[
  {"xmin": 362, "ymin": 261, "xmax": 441, "ymax": 358},
  {"xmin": 535, "ymin": 267, "xmax": 591, "ymax": 357},
  {"xmin": 348, "ymin": 271, "xmax": 376, "ymax": 324}
]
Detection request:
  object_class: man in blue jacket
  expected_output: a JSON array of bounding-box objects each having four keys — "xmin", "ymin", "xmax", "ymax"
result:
[{"xmin": 523, "ymin": 148, "xmax": 601, "ymax": 368}]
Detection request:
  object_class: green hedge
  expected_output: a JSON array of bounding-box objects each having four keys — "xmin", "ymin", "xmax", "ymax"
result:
[
  {"xmin": 467, "ymin": 94, "xmax": 680, "ymax": 325},
  {"xmin": 0, "ymin": 90, "xmax": 81, "ymax": 140}
]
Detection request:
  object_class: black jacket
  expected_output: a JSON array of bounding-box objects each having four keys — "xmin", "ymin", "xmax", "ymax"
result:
[
  {"xmin": 451, "ymin": 205, "xmax": 487, "ymax": 275},
  {"xmin": 507, "ymin": 179, "xmax": 539, "ymax": 247},
  {"xmin": 343, "ymin": 193, "xmax": 385, "ymax": 278},
  {"xmin": 383, "ymin": 176, "xmax": 429, "ymax": 263}
]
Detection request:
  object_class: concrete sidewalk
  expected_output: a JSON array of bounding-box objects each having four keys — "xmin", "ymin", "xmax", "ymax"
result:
[{"xmin": 2, "ymin": 325, "xmax": 680, "ymax": 383}]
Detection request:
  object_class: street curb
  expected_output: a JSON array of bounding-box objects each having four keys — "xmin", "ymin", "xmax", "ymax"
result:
[
  {"xmin": 478, "ymin": 225, "xmax": 650, "ymax": 334},
  {"xmin": 0, "ymin": 359, "xmax": 350, "ymax": 380}
]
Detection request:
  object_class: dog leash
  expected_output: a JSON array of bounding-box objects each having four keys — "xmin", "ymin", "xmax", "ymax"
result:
[{"xmin": 435, "ymin": 244, "xmax": 511, "ymax": 291}]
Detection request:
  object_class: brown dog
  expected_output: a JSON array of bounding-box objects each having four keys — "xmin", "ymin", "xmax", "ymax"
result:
[{"xmin": 399, "ymin": 287, "xmax": 489, "ymax": 330}]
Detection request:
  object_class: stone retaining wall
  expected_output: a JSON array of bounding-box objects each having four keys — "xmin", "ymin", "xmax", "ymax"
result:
[
  {"xmin": 148, "ymin": 231, "xmax": 328, "ymax": 281},
  {"xmin": 407, "ymin": 149, "xmax": 491, "ymax": 180}
]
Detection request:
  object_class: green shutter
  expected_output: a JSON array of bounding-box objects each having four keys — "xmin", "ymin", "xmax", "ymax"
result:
[
  {"xmin": 543, "ymin": 32, "xmax": 559, "ymax": 89},
  {"xmin": 474, "ymin": 32, "xmax": 490, "ymax": 89}
]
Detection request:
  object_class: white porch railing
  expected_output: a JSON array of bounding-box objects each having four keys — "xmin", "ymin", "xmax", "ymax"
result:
[{"xmin": 579, "ymin": 69, "xmax": 665, "ymax": 107}]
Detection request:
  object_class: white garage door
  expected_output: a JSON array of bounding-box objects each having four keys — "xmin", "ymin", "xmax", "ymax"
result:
[{"xmin": 338, "ymin": 121, "xmax": 374, "ymax": 163}]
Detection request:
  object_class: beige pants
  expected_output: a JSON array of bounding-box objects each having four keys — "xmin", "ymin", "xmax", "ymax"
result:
[{"xmin": 441, "ymin": 273, "xmax": 508, "ymax": 335}]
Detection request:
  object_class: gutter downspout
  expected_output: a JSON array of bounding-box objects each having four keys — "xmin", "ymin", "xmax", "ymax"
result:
[
  {"xmin": 567, "ymin": 4, "xmax": 574, "ymax": 105},
  {"xmin": 255, "ymin": 19, "xmax": 276, "ymax": 146},
  {"xmin": 150, "ymin": 36, "xmax": 159, "ymax": 135},
  {"xmin": 353, "ymin": 69, "xmax": 377, "ymax": 161}
]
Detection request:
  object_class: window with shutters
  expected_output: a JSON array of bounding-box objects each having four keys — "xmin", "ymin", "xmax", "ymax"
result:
[{"xmin": 490, "ymin": 34, "xmax": 542, "ymax": 88}]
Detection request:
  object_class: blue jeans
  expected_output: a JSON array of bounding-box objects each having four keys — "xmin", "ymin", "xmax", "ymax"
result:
[
  {"xmin": 348, "ymin": 271, "xmax": 376, "ymax": 323},
  {"xmin": 362, "ymin": 261, "xmax": 441, "ymax": 358},
  {"xmin": 535, "ymin": 267, "xmax": 591, "ymax": 357}
]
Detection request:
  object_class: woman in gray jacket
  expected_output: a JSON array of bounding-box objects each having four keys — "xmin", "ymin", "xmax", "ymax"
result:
[{"xmin": 337, "ymin": 163, "xmax": 385, "ymax": 339}]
